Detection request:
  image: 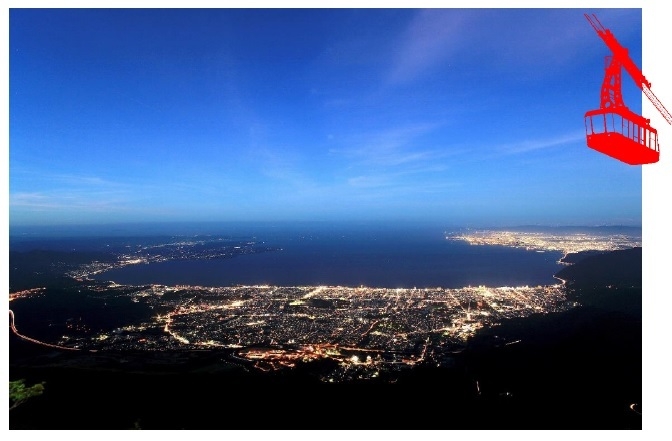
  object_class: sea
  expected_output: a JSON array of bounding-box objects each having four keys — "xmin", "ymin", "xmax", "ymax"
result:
[{"xmin": 9, "ymin": 221, "xmax": 577, "ymax": 289}]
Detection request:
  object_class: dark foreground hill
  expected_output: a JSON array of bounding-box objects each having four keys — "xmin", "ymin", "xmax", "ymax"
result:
[
  {"xmin": 9, "ymin": 248, "xmax": 642, "ymax": 430},
  {"xmin": 463, "ymin": 246, "xmax": 642, "ymax": 429}
]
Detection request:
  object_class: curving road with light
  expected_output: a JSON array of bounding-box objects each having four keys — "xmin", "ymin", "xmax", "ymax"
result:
[{"xmin": 9, "ymin": 309, "xmax": 81, "ymax": 351}]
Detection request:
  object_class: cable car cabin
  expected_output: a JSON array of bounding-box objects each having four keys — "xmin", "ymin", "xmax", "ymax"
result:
[{"xmin": 585, "ymin": 106, "xmax": 660, "ymax": 165}]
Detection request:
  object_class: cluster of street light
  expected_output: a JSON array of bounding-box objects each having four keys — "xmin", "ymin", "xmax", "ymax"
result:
[
  {"xmin": 447, "ymin": 229, "xmax": 641, "ymax": 263},
  {"xmin": 50, "ymin": 282, "xmax": 574, "ymax": 382}
]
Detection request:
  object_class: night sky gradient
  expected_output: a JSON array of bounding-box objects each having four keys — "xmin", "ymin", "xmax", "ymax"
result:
[{"xmin": 9, "ymin": 7, "xmax": 645, "ymax": 227}]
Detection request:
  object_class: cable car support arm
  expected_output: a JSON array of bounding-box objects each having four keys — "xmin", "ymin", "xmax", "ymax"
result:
[{"xmin": 585, "ymin": 13, "xmax": 672, "ymax": 125}]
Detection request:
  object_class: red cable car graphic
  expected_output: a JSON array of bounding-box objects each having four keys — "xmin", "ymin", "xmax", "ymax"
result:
[{"xmin": 584, "ymin": 13, "xmax": 672, "ymax": 165}]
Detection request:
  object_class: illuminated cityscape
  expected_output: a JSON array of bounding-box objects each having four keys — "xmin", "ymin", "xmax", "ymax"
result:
[
  {"xmin": 37, "ymin": 282, "xmax": 571, "ymax": 382},
  {"xmin": 447, "ymin": 229, "xmax": 641, "ymax": 262},
  {"xmin": 10, "ymin": 228, "xmax": 639, "ymax": 383}
]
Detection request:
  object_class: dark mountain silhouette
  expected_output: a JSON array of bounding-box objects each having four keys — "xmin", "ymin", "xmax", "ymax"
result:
[{"xmin": 556, "ymin": 246, "xmax": 642, "ymax": 290}]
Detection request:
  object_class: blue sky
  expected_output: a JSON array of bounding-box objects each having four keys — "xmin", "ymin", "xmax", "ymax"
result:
[{"xmin": 9, "ymin": 7, "xmax": 646, "ymax": 227}]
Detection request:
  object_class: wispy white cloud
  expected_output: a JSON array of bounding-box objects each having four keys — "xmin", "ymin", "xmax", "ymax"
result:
[
  {"xmin": 9, "ymin": 170, "xmax": 137, "ymax": 212},
  {"xmin": 343, "ymin": 178, "xmax": 463, "ymax": 206},
  {"xmin": 330, "ymin": 122, "xmax": 449, "ymax": 167},
  {"xmin": 10, "ymin": 191, "xmax": 130, "ymax": 212},
  {"xmin": 386, "ymin": 9, "xmax": 472, "ymax": 86},
  {"xmin": 385, "ymin": 9, "xmax": 639, "ymax": 86},
  {"xmin": 46, "ymin": 173, "xmax": 130, "ymax": 188},
  {"xmin": 493, "ymin": 132, "xmax": 586, "ymax": 156},
  {"xmin": 347, "ymin": 171, "xmax": 460, "ymax": 190},
  {"xmin": 347, "ymin": 175, "xmax": 390, "ymax": 188},
  {"xmin": 485, "ymin": 9, "xmax": 641, "ymax": 73},
  {"xmin": 326, "ymin": 122, "xmax": 470, "ymax": 201},
  {"xmin": 10, "ymin": 168, "xmax": 133, "ymax": 189},
  {"xmin": 249, "ymin": 144, "xmax": 314, "ymax": 189},
  {"xmin": 9, "ymin": 192, "xmax": 54, "ymax": 209}
]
